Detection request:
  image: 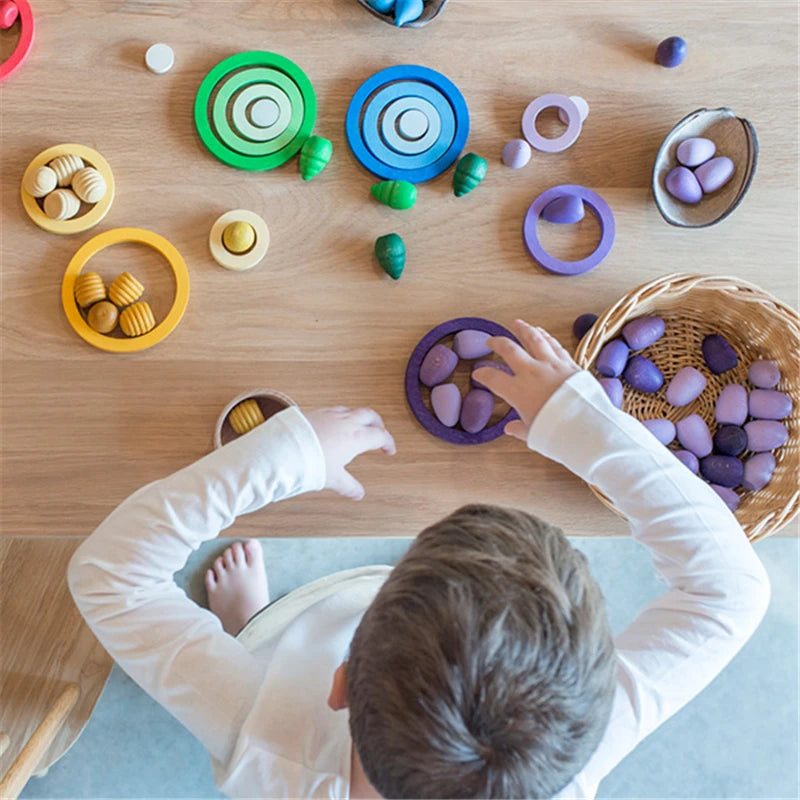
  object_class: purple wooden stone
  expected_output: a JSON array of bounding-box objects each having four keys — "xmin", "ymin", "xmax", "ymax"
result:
[
  {"xmin": 621, "ymin": 316, "xmax": 666, "ymax": 350},
  {"xmin": 596, "ymin": 339, "xmax": 630, "ymax": 378},
  {"xmin": 745, "ymin": 420, "xmax": 789, "ymax": 452},
  {"xmin": 541, "ymin": 194, "xmax": 585, "ymax": 225},
  {"xmin": 665, "ymin": 166, "xmax": 702, "ymax": 203},
  {"xmin": 623, "ymin": 355, "xmax": 664, "ymax": 393},
  {"xmin": 702, "ymin": 334, "xmax": 738, "ymax": 374},
  {"xmin": 713, "ymin": 425, "xmax": 747, "ymax": 456},
  {"xmin": 711, "ymin": 484, "xmax": 740, "ymax": 512},
  {"xmin": 641, "ymin": 418, "xmax": 676, "ymax": 445},
  {"xmin": 676, "ymin": 137, "xmax": 716, "ymax": 168},
  {"xmin": 655, "ymin": 36, "xmax": 687, "ymax": 68},
  {"xmin": 748, "ymin": 360, "xmax": 780, "ymax": 389},
  {"xmin": 572, "ymin": 313, "xmax": 598, "ymax": 341},
  {"xmin": 431, "ymin": 383, "xmax": 461, "ymax": 428},
  {"xmin": 676, "ymin": 414, "xmax": 713, "ymax": 457},
  {"xmin": 715, "ymin": 384, "xmax": 748, "ymax": 426},
  {"xmin": 701, "ymin": 455, "xmax": 743, "ymax": 488},
  {"xmin": 695, "ymin": 156, "xmax": 735, "ymax": 194},
  {"xmin": 666, "ymin": 366, "xmax": 707, "ymax": 407},
  {"xmin": 674, "ymin": 449, "xmax": 700, "ymax": 474},
  {"xmin": 453, "ymin": 329, "xmax": 493, "ymax": 360},
  {"xmin": 460, "ymin": 389, "xmax": 494, "ymax": 434},
  {"xmin": 749, "ymin": 389, "xmax": 793, "ymax": 420},
  {"xmin": 599, "ymin": 377, "xmax": 623, "ymax": 408},
  {"xmin": 471, "ymin": 359, "xmax": 513, "ymax": 389},
  {"xmin": 419, "ymin": 343, "xmax": 458, "ymax": 387},
  {"xmin": 742, "ymin": 452, "xmax": 776, "ymax": 492}
]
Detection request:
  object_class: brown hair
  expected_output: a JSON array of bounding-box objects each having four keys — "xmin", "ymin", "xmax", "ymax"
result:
[{"xmin": 347, "ymin": 504, "xmax": 616, "ymax": 799}]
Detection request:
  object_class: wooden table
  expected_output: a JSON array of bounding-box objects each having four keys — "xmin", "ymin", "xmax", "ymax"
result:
[{"xmin": 2, "ymin": 0, "xmax": 797, "ymax": 543}]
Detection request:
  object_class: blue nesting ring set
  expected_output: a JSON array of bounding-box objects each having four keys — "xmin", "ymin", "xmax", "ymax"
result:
[{"xmin": 346, "ymin": 65, "xmax": 470, "ymax": 183}]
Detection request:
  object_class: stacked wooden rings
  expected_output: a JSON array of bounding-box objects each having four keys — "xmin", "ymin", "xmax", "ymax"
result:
[
  {"xmin": 208, "ymin": 209, "xmax": 270, "ymax": 271},
  {"xmin": 346, "ymin": 65, "xmax": 469, "ymax": 183},
  {"xmin": 0, "ymin": 0, "xmax": 33, "ymax": 83},
  {"xmin": 194, "ymin": 51, "xmax": 317, "ymax": 171},
  {"xmin": 522, "ymin": 93, "xmax": 584, "ymax": 153}
]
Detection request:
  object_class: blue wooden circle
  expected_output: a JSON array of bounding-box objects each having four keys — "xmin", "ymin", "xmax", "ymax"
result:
[{"xmin": 380, "ymin": 97, "xmax": 441, "ymax": 155}]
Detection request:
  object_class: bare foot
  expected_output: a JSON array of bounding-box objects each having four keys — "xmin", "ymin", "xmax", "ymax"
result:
[{"xmin": 205, "ymin": 539, "xmax": 269, "ymax": 636}]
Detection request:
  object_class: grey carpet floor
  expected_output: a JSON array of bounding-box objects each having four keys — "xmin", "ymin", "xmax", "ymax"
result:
[{"xmin": 21, "ymin": 536, "xmax": 798, "ymax": 800}]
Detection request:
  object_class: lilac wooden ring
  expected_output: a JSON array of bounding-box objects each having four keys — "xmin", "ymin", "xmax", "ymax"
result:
[
  {"xmin": 523, "ymin": 184, "xmax": 615, "ymax": 275},
  {"xmin": 521, "ymin": 94, "xmax": 582, "ymax": 153},
  {"xmin": 405, "ymin": 317, "xmax": 519, "ymax": 445}
]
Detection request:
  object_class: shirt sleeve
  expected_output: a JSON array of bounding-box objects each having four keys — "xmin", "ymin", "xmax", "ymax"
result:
[
  {"xmin": 527, "ymin": 371, "xmax": 771, "ymax": 786},
  {"xmin": 67, "ymin": 406, "xmax": 327, "ymax": 766}
]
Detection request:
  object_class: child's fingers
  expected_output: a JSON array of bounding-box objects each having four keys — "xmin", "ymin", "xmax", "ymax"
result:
[
  {"xmin": 471, "ymin": 367, "xmax": 515, "ymax": 404},
  {"xmin": 336, "ymin": 470, "xmax": 365, "ymax": 501},
  {"xmin": 487, "ymin": 336, "xmax": 534, "ymax": 371},
  {"xmin": 513, "ymin": 320, "xmax": 555, "ymax": 362},
  {"xmin": 352, "ymin": 407, "xmax": 386, "ymax": 430},
  {"xmin": 539, "ymin": 328, "xmax": 576, "ymax": 364},
  {"xmin": 358, "ymin": 424, "xmax": 396, "ymax": 455},
  {"xmin": 504, "ymin": 419, "xmax": 528, "ymax": 441}
]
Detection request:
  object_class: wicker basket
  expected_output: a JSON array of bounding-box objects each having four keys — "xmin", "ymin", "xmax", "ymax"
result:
[{"xmin": 575, "ymin": 273, "xmax": 800, "ymax": 542}]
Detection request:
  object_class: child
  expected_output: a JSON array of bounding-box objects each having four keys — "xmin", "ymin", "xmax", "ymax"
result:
[{"xmin": 69, "ymin": 320, "xmax": 770, "ymax": 799}]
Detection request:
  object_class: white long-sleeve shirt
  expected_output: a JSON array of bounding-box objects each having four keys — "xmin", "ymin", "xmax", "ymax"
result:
[{"xmin": 68, "ymin": 371, "xmax": 771, "ymax": 799}]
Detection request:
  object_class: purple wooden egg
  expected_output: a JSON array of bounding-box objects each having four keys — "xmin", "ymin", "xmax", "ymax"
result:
[
  {"xmin": 711, "ymin": 484, "xmax": 740, "ymax": 512},
  {"xmin": 748, "ymin": 360, "xmax": 780, "ymax": 389},
  {"xmin": 419, "ymin": 344, "xmax": 458, "ymax": 387},
  {"xmin": 623, "ymin": 355, "xmax": 664, "ymax": 393},
  {"xmin": 431, "ymin": 383, "xmax": 461, "ymax": 427},
  {"xmin": 599, "ymin": 377, "xmax": 623, "ymax": 408},
  {"xmin": 471, "ymin": 359, "xmax": 513, "ymax": 389},
  {"xmin": 641, "ymin": 418, "xmax": 676, "ymax": 445},
  {"xmin": 453, "ymin": 329, "xmax": 492, "ymax": 360},
  {"xmin": 742, "ymin": 452, "xmax": 776, "ymax": 492},
  {"xmin": 541, "ymin": 194, "xmax": 585, "ymax": 225},
  {"xmin": 666, "ymin": 366, "xmax": 707, "ymax": 407},
  {"xmin": 665, "ymin": 166, "xmax": 702, "ymax": 204},
  {"xmin": 621, "ymin": 316, "xmax": 666, "ymax": 350},
  {"xmin": 702, "ymin": 334, "xmax": 738, "ymax": 374},
  {"xmin": 715, "ymin": 384, "xmax": 748, "ymax": 426},
  {"xmin": 694, "ymin": 156, "xmax": 735, "ymax": 193},
  {"xmin": 655, "ymin": 36, "xmax": 687, "ymax": 68},
  {"xmin": 502, "ymin": 138, "xmax": 531, "ymax": 169},
  {"xmin": 676, "ymin": 137, "xmax": 716, "ymax": 168},
  {"xmin": 700, "ymin": 455, "xmax": 743, "ymax": 488},
  {"xmin": 713, "ymin": 425, "xmax": 747, "ymax": 456},
  {"xmin": 749, "ymin": 389, "xmax": 793, "ymax": 420},
  {"xmin": 460, "ymin": 389, "xmax": 495, "ymax": 434},
  {"xmin": 676, "ymin": 414, "xmax": 713, "ymax": 457},
  {"xmin": 572, "ymin": 313, "xmax": 598, "ymax": 341},
  {"xmin": 596, "ymin": 339, "xmax": 630, "ymax": 378},
  {"xmin": 674, "ymin": 449, "xmax": 699, "ymax": 474},
  {"xmin": 745, "ymin": 420, "xmax": 789, "ymax": 452}
]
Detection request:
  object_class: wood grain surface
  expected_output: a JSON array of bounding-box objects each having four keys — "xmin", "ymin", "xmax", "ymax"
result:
[{"xmin": 1, "ymin": 0, "xmax": 798, "ymax": 542}]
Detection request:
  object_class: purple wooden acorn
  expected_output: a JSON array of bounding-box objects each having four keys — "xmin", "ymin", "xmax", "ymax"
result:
[
  {"xmin": 676, "ymin": 414, "xmax": 712, "ymax": 457},
  {"xmin": 676, "ymin": 137, "xmax": 716, "ymax": 168},
  {"xmin": 674, "ymin": 449, "xmax": 700, "ymax": 474},
  {"xmin": 419, "ymin": 344, "xmax": 458, "ymax": 387},
  {"xmin": 453, "ymin": 329, "xmax": 492, "ymax": 360},
  {"xmin": 641, "ymin": 418, "xmax": 676, "ymax": 445},
  {"xmin": 744, "ymin": 420, "xmax": 789, "ymax": 452},
  {"xmin": 542, "ymin": 194, "xmax": 585, "ymax": 224},
  {"xmin": 596, "ymin": 339, "xmax": 630, "ymax": 378},
  {"xmin": 701, "ymin": 455, "xmax": 743, "ymax": 488},
  {"xmin": 694, "ymin": 156, "xmax": 735, "ymax": 194},
  {"xmin": 623, "ymin": 355, "xmax": 664, "ymax": 393},
  {"xmin": 666, "ymin": 366, "xmax": 707, "ymax": 407},
  {"xmin": 621, "ymin": 316, "xmax": 665, "ymax": 350},
  {"xmin": 460, "ymin": 389, "xmax": 494, "ymax": 434},
  {"xmin": 665, "ymin": 166, "xmax": 702, "ymax": 203},
  {"xmin": 711, "ymin": 484, "xmax": 740, "ymax": 512},
  {"xmin": 742, "ymin": 452, "xmax": 776, "ymax": 492},
  {"xmin": 713, "ymin": 425, "xmax": 747, "ymax": 456},
  {"xmin": 572, "ymin": 313, "xmax": 598, "ymax": 341},
  {"xmin": 599, "ymin": 377, "xmax": 623, "ymax": 408},
  {"xmin": 471, "ymin": 359, "xmax": 513, "ymax": 389},
  {"xmin": 431, "ymin": 383, "xmax": 461, "ymax": 427},
  {"xmin": 702, "ymin": 334, "xmax": 738, "ymax": 374},
  {"xmin": 748, "ymin": 360, "xmax": 780, "ymax": 389},
  {"xmin": 748, "ymin": 389, "xmax": 793, "ymax": 420},
  {"xmin": 715, "ymin": 384, "xmax": 748, "ymax": 426}
]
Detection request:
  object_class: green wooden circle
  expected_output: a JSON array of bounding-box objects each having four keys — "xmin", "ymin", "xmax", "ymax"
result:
[
  {"xmin": 231, "ymin": 84, "xmax": 293, "ymax": 142},
  {"xmin": 194, "ymin": 51, "xmax": 317, "ymax": 171}
]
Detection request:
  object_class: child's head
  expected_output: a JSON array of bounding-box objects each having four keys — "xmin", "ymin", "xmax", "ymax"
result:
[{"xmin": 346, "ymin": 504, "xmax": 616, "ymax": 799}]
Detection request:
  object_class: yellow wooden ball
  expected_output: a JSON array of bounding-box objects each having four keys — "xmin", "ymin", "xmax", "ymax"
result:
[
  {"xmin": 222, "ymin": 221, "xmax": 256, "ymax": 254},
  {"xmin": 87, "ymin": 301, "xmax": 119, "ymax": 334}
]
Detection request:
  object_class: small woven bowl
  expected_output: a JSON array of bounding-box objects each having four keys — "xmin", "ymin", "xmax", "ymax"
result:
[
  {"xmin": 214, "ymin": 389, "xmax": 296, "ymax": 449},
  {"xmin": 575, "ymin": 273, "xmax": 800, "ymax": 542},
  {"xmin": 356, "ymin": 0, "xmax": 449, "ymax": 27}
]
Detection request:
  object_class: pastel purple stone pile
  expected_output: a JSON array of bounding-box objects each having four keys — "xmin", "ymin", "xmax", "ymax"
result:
[{"xmin": 665, "ymin": 136, "xmax": 735, "ymax": 204}]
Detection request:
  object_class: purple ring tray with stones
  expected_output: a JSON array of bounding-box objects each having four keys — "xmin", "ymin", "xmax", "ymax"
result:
[{"xmin": 405, "ymin": 317, "xmax": 519, "ymax": 445}]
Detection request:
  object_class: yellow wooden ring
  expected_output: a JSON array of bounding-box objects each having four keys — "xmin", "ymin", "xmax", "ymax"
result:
[
  {"xmin": 61, "ymin": 228, "xmax": 190, "ymax": 353},
  {"xmin": 208, "ymin": 209, "xmax": 270, "ymax": 271},
  {"xmin": 21, "ymin": 143, "xmax": 115, "ymax": 235}
]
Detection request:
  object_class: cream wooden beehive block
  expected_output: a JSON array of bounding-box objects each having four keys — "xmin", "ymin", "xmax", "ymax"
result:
[
  {"xmin": 23, "ymin": 166, "xmax": 58, "ymax": 198},
  {"xmin": 48, "ymin": 154, "xmax": 85, "ymax": 187},
  {"xmin": 71, "ymin": 167, "xmax": 107, "ymax": 204},
  {"xmin": 44, "ymin": 189, "xmax": 81, "ymax": 221}
]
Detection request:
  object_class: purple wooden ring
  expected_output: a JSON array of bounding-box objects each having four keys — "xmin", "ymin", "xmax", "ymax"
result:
[
  {"xmin": 405, "ymin": 317, "xmax": 519, "ymax": 445},
  {"xmin": 521, "ymin": 94, "xmax": 582, "ymax": 153},
  {"xmin": 523, "ymin": 184, "xmax": 615, "ymax": 275}
]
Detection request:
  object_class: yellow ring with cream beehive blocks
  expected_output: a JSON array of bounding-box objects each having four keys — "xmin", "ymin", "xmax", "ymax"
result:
[{"xmin": 208, "ymin": 209, "xmax": 270, "ymax": 271}]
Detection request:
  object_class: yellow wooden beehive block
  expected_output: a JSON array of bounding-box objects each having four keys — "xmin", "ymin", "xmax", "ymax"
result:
[
  {"xmin": 74, "ymin": 272, "xmax": 106, "ymax": 308},
  {"xmin": 228, "ymin": 398, "xmax": 266, "ymax": 435},
  {"xmin": 108, "ymin": 272, "xmax": 144, "ymax": 306},
  {"xmin": 119, "ymin": 301, "xmax": 156, "ymax": 337}
]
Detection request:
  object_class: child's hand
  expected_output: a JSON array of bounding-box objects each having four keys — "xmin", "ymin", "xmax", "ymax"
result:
[
  {"xmin": 305, "ymin": 407, "xmax": 396, "ymax": 500},
  {"xmin": 473, "ymin": 320, "xmax": 580, "ymax": 441}
]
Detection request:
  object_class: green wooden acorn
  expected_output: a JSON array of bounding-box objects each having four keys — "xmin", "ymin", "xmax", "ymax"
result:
[
  {"xmin": 299, "ymin": 135, "xmax": 333, "ymax": 181},
  {"xmin": 370, "ymin": 179, "xmax": 417, "ymax": 210},
  {"xmin": 452, "ymin": 153, "xmax": 488, "ymax": 197},
  {"xmin": 375, "ymin": 233, "xmax": 406, "ymax": 280}
]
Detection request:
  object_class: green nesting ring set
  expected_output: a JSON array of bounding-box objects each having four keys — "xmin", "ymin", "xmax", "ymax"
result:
[{"xmin": 194, "ymin": 51, "xmax": 317, "ymax": 171}]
